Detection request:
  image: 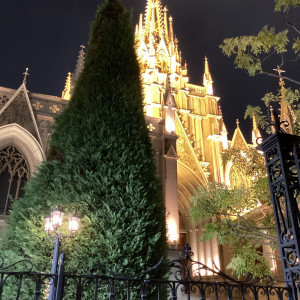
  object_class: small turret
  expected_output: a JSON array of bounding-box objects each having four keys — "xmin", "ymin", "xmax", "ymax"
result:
[
  {"xmin": 203, "ymin": 56, "xmax": 213, "ymax": 95},
  {"xmin": 164, "ymin": 86, "xmax": 177, "ymax": 133},
  {"xmin": 252, "ymin": 114, "xmax": 262, "ymax": 146},
  {"xmin": 169, "ymin": 16, "xmax": 174, "ymax": 44},
  {"xmin": 62, "ymin": 72, "xmax": 72, "ymax": 100},
  {"xmin": 163, "ymin": 7, "xmax": 169, "ymax": 43}
]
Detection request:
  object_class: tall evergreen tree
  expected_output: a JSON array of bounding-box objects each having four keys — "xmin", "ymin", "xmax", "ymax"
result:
[{"xmin": 2, "ymin": 0, "xmax": 167, "ymax": 295}]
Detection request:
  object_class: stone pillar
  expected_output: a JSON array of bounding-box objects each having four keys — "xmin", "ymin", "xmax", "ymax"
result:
[{"xmin": 164, "ymin": 138, "xmax": 179, "ymax": 249}]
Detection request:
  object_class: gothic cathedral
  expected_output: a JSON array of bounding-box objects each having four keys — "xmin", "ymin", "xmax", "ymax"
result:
[{"xmin": 0, "ymin": 0, "xmax": 262, "ymax": 273}]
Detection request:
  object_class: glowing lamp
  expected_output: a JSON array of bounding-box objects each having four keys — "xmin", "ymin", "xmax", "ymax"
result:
[
  {"xmin": 44, "ymin": 216, "xmax": 53, "ymax": 233},
  {"xmin": 168, "ymin": 219, "xmax": 178, "ymax": 243},
  {"xmin": 50, "ymin": 206, "xmax": 64, "ymax": 229},
  {"xmin": 68, "ymin": 215, "xmax": 80, "ymax": 235}
]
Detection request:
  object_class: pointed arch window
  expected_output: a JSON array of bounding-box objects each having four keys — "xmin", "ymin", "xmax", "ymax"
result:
[{"xmin": 0, "ymin": 146, "xmax": 29, "ymax": 215}]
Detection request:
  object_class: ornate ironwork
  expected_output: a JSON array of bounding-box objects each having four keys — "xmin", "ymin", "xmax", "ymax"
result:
[
  {"xmin": 258, "ymin": 110, "xmax": 300, "ymax": 300},
  {"xmin": 0, "ymin": 145, "xmax": 29, "ymax": 215},
  {"xmin": 0, "ymin": 244, "xmax": 292, "ymax": 299}
]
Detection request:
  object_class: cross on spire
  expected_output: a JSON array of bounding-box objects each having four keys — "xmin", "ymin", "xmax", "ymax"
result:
[
  {"xmin": 23, "ymin": 67, "xmax": 29, "ymax": 85},
  {"xmin": 236, "ymin": 119, "xmax": 239, "ymax": 127},
  {"xmin": 273, "ymin": 65, "xmax": 285, "ymax": 77}
]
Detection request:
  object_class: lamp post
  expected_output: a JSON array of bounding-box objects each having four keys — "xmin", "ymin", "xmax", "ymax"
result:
[{"xmin": 44, "ymin": 206, "xmax": 80, "ymax": 300}]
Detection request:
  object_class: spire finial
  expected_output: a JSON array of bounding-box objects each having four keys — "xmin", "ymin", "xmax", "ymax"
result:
[
  {"xmin": 62, "ymin": 72, "xmax": 72, "ymax": 100},
  {"xmin": 269, "ymin": 106, "xmax": 276, "ymax": 133},
  {"xmin": 273, "ymin": 65, "xmax": 293, "ymax": 133},
  {"xmin": 273, "ymin": 65, "xmax": 286, "ymax": 99},
  {"xmin": 252, "ymin": 114, "xmax": 262, "ymax": 146},
  {"xmin": 163, "ymin": 6, "xmax": 169, "ymax": 42},
  {"xmin": 23, "ymin": 68, "xmax": 29, "ymax": 85},
  {"xmin": 236, "ymin": 119, "xmax": 240, "ymax": 128},
  {"xmin": 253, "ymin": 114, "xmax": 258, "ymax": 131},
  {"xmin": 203, "ymin": 56, "xmax": 213, "ymax": 95},
  {"xmin": 218, "ymin": 105, "xmax": 222, "ymax": 116},
  {"xmin": 205, "ymin": 56, "xmax": 209, "ymax": 74},
  {"xmin": 169, "ymin": 16, "xmax": 174, "ymax": 43}
]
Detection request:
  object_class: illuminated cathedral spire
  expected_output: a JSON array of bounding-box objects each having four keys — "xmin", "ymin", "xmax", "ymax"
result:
[
  {"xmin": 62, "ymin": 72, "xmax": 72, "ymax": 100},
  {"xmin": 273, "ymin": 65, "xmax": 294, "ymax": 134},
  {"xmin": 62, "ymin": 45, "xmax": 85, "ymax": 99},
  {"xmin": 143, "ymin": 0, "xmax": 164, "ymax": 39},
  {"xmin": 203, "ymin": 56, "xmax": 213, "ymax": 95},
  {"xmin": 135, "ymin": 0, "xmax": 187, "ymax": 87}
]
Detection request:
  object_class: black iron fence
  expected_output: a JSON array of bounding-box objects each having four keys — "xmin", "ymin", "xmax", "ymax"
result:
[{"xmin": 0, "ymin": 244, "xmax": 292, "ymax": 300}]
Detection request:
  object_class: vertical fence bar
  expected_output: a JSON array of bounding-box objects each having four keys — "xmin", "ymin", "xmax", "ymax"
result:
[
  {"xmin": 141, "ymin": 280, "xmax": 148, "ymax": 300},
  {"xmin": 76, "ymin": 277, "xmax": 83, "ymax": 300},
  {"xmin": 126, "ymin": 280, "xmax": 130, "ymax": 300},
  {"xmin": 16, "ymin": 273, "xmax": 23, "ymax": 300},
  {"xmin": 156, "ymin": 282, "xmax": 160, "ymax": 300},
  {"xmin": 214, "ymin": 283, "xmax": 219, "ymax": 300},
  {"xmin": 33, "ymin": 275, "xmax": 42, "ymax": 300},
  {"xmin": 0, "ymin": 273, "xmax": 4, "ymax": 299},
  {"xmin": 109, "ymin": 279, "xmax": 115, "ymax": 300},
  {"xmin": 94, "ymin": 278, "xmax": 98, "ymax": 300}
]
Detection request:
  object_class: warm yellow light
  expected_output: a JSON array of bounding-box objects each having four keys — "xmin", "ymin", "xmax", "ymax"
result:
[
  {"xmin": 68, "ymin": 215, "xmax": 80, "ymax": 235},
  {"xmin": 50, "ymin": 206, "xmax": 64, "ymax": 229},
  {"xmin": 44, "ymin": 216, "xmax": 53, "ymax": 233},
  {"xmin": 167, "ymin": 219, "xmax": 178, "ymax": 243}
]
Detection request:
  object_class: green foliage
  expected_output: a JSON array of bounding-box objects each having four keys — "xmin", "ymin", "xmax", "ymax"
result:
[
  {"xmin": 222, "ymin": 147, "xmax": 267, "ymax": 180},
  {"xmin": 274, "ymin": 0, "xmax": 300, "ymax": 11},
  {"xmin": 1, "ymin": 0, "xmax": 167, "ymax": 297},
  {"xmin": 244, "ymin": 106, "xmax": 268, "ymax": 129},
  {"xmin": 227, "ymin": 244, "xmax": 271, "ymax": 279},
  {"xmin": 293, "ymin": 37, "xmax": 300, "ymax": 53},
  {"xmin": 244, "ymin": 88, "xmax": 300, "ymax": 133},
  {"xmin": 220, "ymin": 26, "xmax": 288, "ymax": 76},
  {"xmin": 220, "ymin": 0, "xmax": 300, "ymax": 128},
  {"xmin": 190, "ymin": 149, "xmax": 276, "ymax": 278}
]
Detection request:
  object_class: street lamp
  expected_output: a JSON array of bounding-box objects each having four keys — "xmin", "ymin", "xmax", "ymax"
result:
[{"xmin": 44, "ymin": 206, "xmax": 80, "ymax": 300}]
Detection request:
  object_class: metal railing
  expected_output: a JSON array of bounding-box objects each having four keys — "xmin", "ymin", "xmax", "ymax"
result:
[{"xmin": 0, "ymin": 244, "xmax": 292, "ymax": 300}]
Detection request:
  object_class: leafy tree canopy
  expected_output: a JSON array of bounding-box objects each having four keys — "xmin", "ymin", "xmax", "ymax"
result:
[
  {"xmin": 190, "ymin": 148, "xmax": 276, "ymax": 278},
  {"xmin": 220, "ymin": 0, "xmax": 300, "ymax": 134}
]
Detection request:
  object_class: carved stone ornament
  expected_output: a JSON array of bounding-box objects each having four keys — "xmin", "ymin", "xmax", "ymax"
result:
[{"xmin": 0, "ymin": 146, "xmax": 29, "ymax": 215}]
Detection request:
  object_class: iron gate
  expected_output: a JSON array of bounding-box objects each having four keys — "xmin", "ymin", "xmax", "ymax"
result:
[{"xmin": 0, "ymin": 244, "xmax": 292, "ymax": 300}]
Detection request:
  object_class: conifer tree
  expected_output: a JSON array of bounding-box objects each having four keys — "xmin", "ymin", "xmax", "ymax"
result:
[{"xmin": 2, "ymin": 0, "xmax": 167, "ymax": 295}]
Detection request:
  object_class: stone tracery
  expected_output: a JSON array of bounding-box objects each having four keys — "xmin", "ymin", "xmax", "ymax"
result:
[{"xmin": 0, "ymin": 145, "xmax": 29, "ymax": 215}]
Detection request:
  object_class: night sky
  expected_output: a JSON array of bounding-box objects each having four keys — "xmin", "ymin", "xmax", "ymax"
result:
[{"xmin": 0, "ymin": 0, "xmax": 294, "ymax": 140}]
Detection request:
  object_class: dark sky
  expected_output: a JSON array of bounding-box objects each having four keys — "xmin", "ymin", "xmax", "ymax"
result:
[{"xmin": 0, "ymin": 0, "xmax": 294, "ymax": 140}]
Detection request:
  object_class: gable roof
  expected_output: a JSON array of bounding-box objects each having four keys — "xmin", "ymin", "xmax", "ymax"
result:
[{"xmin": 0, "ymin": 83, "xmax": 43, "ymax": 149}]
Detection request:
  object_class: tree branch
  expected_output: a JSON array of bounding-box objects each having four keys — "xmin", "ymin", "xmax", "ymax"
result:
[
  {"xmin": 230, "ymin": 226, "xmax": 278, "ymax": 242},
  {"xmin": 257, "ymin": 71, "xmax": 300, "ymax": 85},
  {"xmin": 286, "ymin": 10, "xmax": 300, "ymax": 35}
]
